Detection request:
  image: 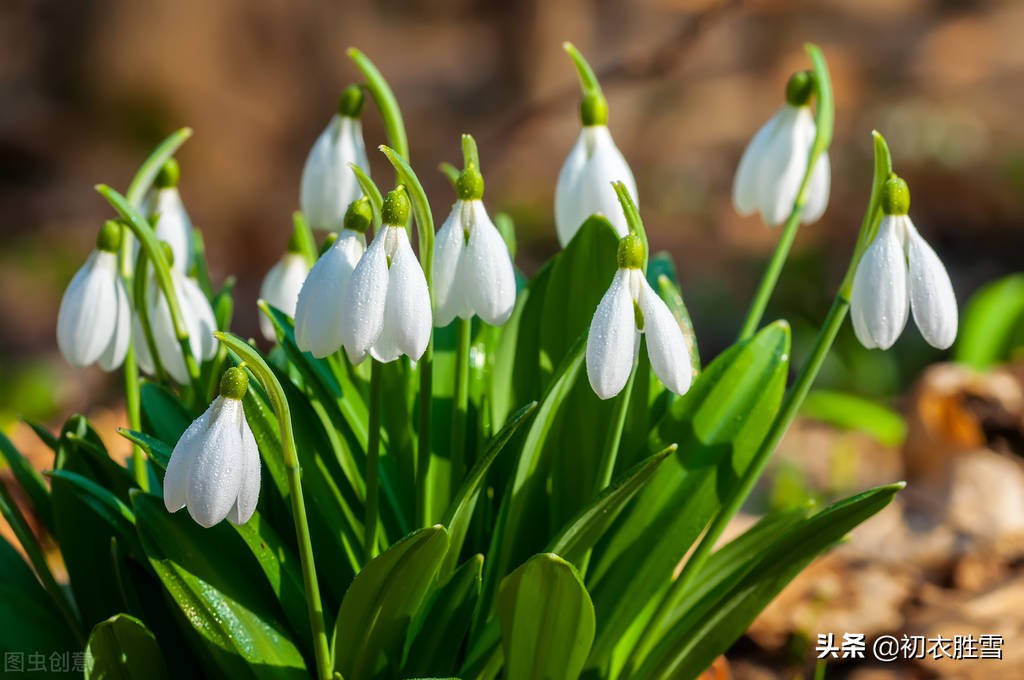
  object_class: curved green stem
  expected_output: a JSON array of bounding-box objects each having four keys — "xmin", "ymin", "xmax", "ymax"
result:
[
  {"xmin": 461, "ymin": 133, "xmax": 480, "ymax": 170},
  {"xmin": 214, "ymin": 332, "xmax": 332, "ymax": 680},
  {"xmin": 737, "ymin": 44, "xmax": 834, "ymax": 342},
  {"xmin": 612, "ymin": 181, "xmax": 648, "ymax": 269},
  {"xmin": 450, "ymin": 318, "xmax": 472, "ymax": 494},
  {"xmin": 291, "ymin": 212, "xmax": 318, "ymax": 268},
  {"xmin": 348, "ymin": 49, "xmax": 408, "ymax": 161},
  {"xmin": 563, "ymin": 42, "xmax": 604, "ymax": 98},
  {"xmin": 439, "ymin": 162, "xmax": 460, "ymax": 188},
  {"xmin": 350, "ymin": 164, "xmax": 384, "ymax": 230},
  {"xmin": 364, "ymin": 360, "xmax": 383, "ymax": 561}
]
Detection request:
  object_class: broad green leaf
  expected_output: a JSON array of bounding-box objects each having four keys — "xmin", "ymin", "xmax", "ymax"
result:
[
  {"xmin": 440, "ymin": 401, "xmax": 537, "ymax": 578},
  {"xmin": 403, "ymin": 555, "xmax": 482, "ymax": 677},
  {"xmin": 586, "ymin": 322, "xmax": 790, "ymax": 670},
  {"xmin": 332, "ymin": 526, "xmax": 449, "ymax": 680},
  {"xmin": 801, "ymin": 389, "xmax": 907, "ymax": 446},
  {"xmin": 85, "ymin": 614, "xmax": 169, "ymax": 679},
  {"xmin": 955, "ymin": 273, "xmax": 1024, "ymax": 369},
  {"xmin": 497, "ymin": 553, "xmax": 595, "ymax": 680},
  {"xmin": 47, "ymin": 470, "xmax": 142, "ymax": 560},
  {"xmin": 626, "ymin": 483, "xmax": 902, "ymax": 679},
  {"xmin": 140, "ymin": 382, "xmax": 194, "ymax": 444},
  {"xmin": 0, "ymin": 430, "xmax": 53, "ymax": 533},
  {"xmin": 117, "ymin": 429, "xmax": 172, "ymax": 473},
  {"xmin": 133, "ymin": 493, "xmax": 307, "ymax": 678}
]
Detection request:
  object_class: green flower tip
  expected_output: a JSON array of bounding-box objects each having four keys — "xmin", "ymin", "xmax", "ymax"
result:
[
  {"xmin": 319, "ymin": 232, "xmax": 339, "ymax": 256},
  {"xmin": 580, "ymin": 92, "xmax": 608, "ymax": 126},
  {"xmin": 617, "ymin": 234, "xmax": 644, "ymax": 270},
  {"xmin": 96, "ymin": 219, "xmax": 123, "ymax": 253},
  {"xmin": 159, "ymin": 240, "xmax": 175, "ymax": 268},
  {"xmin": 381, "ymin": 186, "xmax": 411, "ymax": 226},
  {"xmin": 154, "ymin": 158, "xmax": 180, "ymax": 189},
  {"xmin": 219, "ymin": 366, "xmax": 249, "ymax": 400},
  {"xmin": 338, "ymin": 84, "xmax": 365, "ymax": 118},
  {"xmin": 881, "ymin": 176, "xmax": 910, "ymax": 215},
  {"xmin": 344, "ymin": 196, "xmax": 374, "ymax": 233},
  {"xmin": 785, "ymin": 70, "xmax": 815, "ymax": 107},
  {"xmin": 456, "ymin": 164, "xmax": 485, "ymax": 201}
]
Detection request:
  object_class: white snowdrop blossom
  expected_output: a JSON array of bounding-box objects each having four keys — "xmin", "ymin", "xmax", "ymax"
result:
[
  {"xmin": 586, "ymin": 235, "xmax": 692, "ymax": 400},
  {"xmin": 732, "ymin": 72, "xmax": 830, "ymax": 227},
  {"xmin": 142, "ymin": 159, "xmax": 193, "ymax": 274},
  {"xmin": 300, "ymin": 86, "xmax": 371, "ymax": 231},
  {"xmin": 137, "ymin": 267, "xmax": 217, "ymax": 385},
  {"xmin": 340, "ymin": 189, "xmax": 431, "ymax": 364},
  {"xmin": 56, "ymin": 221, "xmax": 131, "ymax": 371},
  {"xmin": 850, "ymin": 179, "xmax": 957, "ymax": 351},
  {"xmin": 164, "ymin": 367, "xmax": 261, "ymax": 528},
  {"xmin": 555, "ymin": 125, "xmax": 637, "ymax": 246},
  {"xmin": 259, "ymin": 251, "xmax": 311, "ymax": 342},
  {"xmin": 434, "ymin": 181, "xmax": 516, "ymax": 327}
]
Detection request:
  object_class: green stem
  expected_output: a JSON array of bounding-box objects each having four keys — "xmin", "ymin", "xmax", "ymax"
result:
[
  {"xmin": 123, "ymin": 345, "xmax": 146, "ymax": 489},
  {"xmin": 348, "ymin": 49, "xmax": 408, "ymax": 161},
  {"xmin": 563, "ymin": 42, "xmax": 604, "ymax": 98},
  {"xmin": 214, "ymin": 332, "xmax": 332, "ymax": 680},
  {"xmin": 365, "ymin": 360, "xmax": 383, "ymax": 561},
  {"xmin": 291, "ymin": 212, "xmax": 318, "ymax": 268},
  {"xmin": 450, "ymin": 318, "xmax": 472, "ymax": 494}
]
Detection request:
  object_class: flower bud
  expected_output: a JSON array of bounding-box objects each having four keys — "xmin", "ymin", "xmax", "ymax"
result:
[
  {"xmin": 381, "ymin": 186, "xmax": 411, "ymax": 226},
  {"xmin": 338, "ymin": 84, "xmax": 365, "ymax": 118},
  {"xmin": 219, "ymin": 366, "xmax": 249, "ymax": 400},
  {"xmin": 96, "ymin": 219, "xmax": 123, "ymax": 253},
  {"xmin": 880, "ymin": 176, "xmax": 910, "ymax": 216},
  {"xmin": 616, "ymin": 234, "xmax": 644, "ymax": 270},
  {"xmin": 154, "ymin": 158, "xmax": 180, "ymax": 189},
  {"xmin": 344, "ymin": 197, "xmax": 373, "ymax": 234},
  {"xmin": 456, "ymin": 164, "xmax": 485, "ymax": 201},
  {"xmin": 580, "ymin": 92, "xmax": 608, "ymax": 126},
  {"xmin": 785, "ymin": 71, "xmax": 814, "ymax": 107}
]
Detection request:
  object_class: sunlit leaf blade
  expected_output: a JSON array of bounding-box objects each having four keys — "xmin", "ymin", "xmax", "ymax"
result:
[
  {"xmin": 331, "ymin": 525, "xmax": 449, "ymax": 680},
  {"xmin": 497, "ymin": 553, "xmax": 595, "ymax": 680},
  {"xmin": 800, "ymin": 389, "xmax": 907, "ymax": 446},
  {"xmin": 117, "ymin": 429, "xmax": 172, "ymax": 473},
  {"xmin": 85, "ymin": 614, "xmax": 170, "ymax": 680},
  {"xmin": 0, "ymin": 431, "xmax": 53, "ymax": 533},
  {"xmin": 955, "ymin": 273, "xmax": 1024, "ymax": 369}
]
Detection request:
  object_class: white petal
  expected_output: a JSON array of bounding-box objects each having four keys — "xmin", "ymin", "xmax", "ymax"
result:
[
  {"xmin": 149, "ymin": 188, "xmax": 193, "ymax": 273},
  {"xmin": 259, "ymin": 254, "xmax": 310, "ymax": 341},
  {"xmin": 227, "ymin": 403, "xmax": 261, "ymax": 525},
  {"xmin": 586, "ymin": 270, "xmax": 640, "ymax": 399},
  {"xmin": 756, "ymin": 106, "xmax": 815, "ymax": 226},
  {"xmin": 164, "ymin": 398, "xmax": 219, "ymax": 513},
  {"xmin": 148, "ymin": 277, "xmax": 189, "ymax": 385},
  {"xmin": 371, "ymin": 229, "xmax": 432, "ymax": 362},
  {"xmin": 801, "ymin": 151, "xmax": 831, "ymax": 225},
  {"xmin": 340, "ymin": 231, "xmax": 389, "ymax": 363},
  {"xmin": 432, "ymin": 202, "xmax": 470, "ymax": 327},
  {"xmin": 186, "ymin": 398, "xmax": 246, "ymax": 528},
  {"xmin": 134, "ymin": 316, "xmax": 155, "ymax": 375},
  {"xmin": 57, "ymin": 251, "xmax": 119, "ymax": 368},
  {"xmin": 181, "ymin": 275, "xmax": 218, "ymax": 362},
  {"xmin": 849, "ymin": 216, "xmax": 909, "ymax": 350},
  {"xmin": 97, "ymin": 274, "xmax": 132, "ymax": 371},
  {"xmin": 732, "ymin": 108, "xmax": 784, "ymax": 216},
  {"xmin": 464, "ymin": 201, "xmax": 516, "ymax": 325},
  {"xmin": 638, "ymin": 274, "xmax": 692, "ymax": 396},
  {"xmin": 294, "ymin": 230, "xmax": 365, "ymax": 356},
  {"xmin": 555, "ymin": 126, "xmax": 636, "ymax": 245},
  {"xmin": 300, "ymin": 116, "xmax": 369, "ymax": 231},
  {"xmin": 905, "ymin": 218, "xmax": 958, "ymax": 350}
]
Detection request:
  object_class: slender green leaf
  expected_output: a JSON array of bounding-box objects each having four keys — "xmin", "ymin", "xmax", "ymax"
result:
[
  {"xmin": 24, "ymin": 419, "xmax": 60, "ymax": 452},
  {"xmin": 0, "ymin": 430, "xmax": 53, "ymax": 533},
  {"xmin": 117, "ymin": 429, "xmax": 172, "ymax": 473},
  {"xmin": 955, "ymin": 273, "xmax": 1024, "ymax": 369},
  {"xmin": 403, "ymin": 555, "xmax": 482, "ymax": 677},
  {"xmin": 47, "ymin": 470, "xmax": 142, "ymax": 560},
  {"xmin": 85, "ymin": 614, "xmax": 169, "ymax": 680},
  {"xmin": 801, "ymin": 389, "xmax": 907, "ymax": 446}
]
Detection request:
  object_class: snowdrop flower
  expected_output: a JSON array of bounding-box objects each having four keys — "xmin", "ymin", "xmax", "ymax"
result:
[
  {"xmin": 164, "ymin": 367, "xmax": 261, "ymax": 527},
  {"xmin": 293, "ymin": 198, "xmax": 371, "ymax": 357},
  {"xmin": 56, "ymin": 220, "xmax": 131, "ymax": 371},
  {"xmin": 137, "ymin": 243, "xmax": 217, "ymax": 384},
  {"xmin": 142, "ymin": 159, "xmax": 193, "ymax": 274},
  {"xmin": 587, "ymin": 234, "xmax": 692, "ymax": 399},
  {"xmin": 434, "ymin": 164, "xmax": 516, "ymax": 326},
  {"xmin": 340, "ymin": 187, "xmax": 431, "ymax": 364},
  {"xmin": 850, "ymin": 177, "xmax": 957, "ymax": 350},
  {"xmin": 301, "ymin": 85, "xmax": 371, "ymax": 231},
  {"xmin": 258, "ymin": 236, "xmax": 311, "ymax": 342},
  {"xmin": 732, "ymin": 71, "xmax": 830, "ymax": 227},
  {"xmin": 555, "ymin": 91, "xmax": 637, "ymax": 246}
]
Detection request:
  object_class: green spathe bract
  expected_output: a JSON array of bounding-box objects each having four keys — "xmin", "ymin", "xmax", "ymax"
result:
[{"xmin": 5, "ymin": 40, "xmax": 917, "ymax": 680}]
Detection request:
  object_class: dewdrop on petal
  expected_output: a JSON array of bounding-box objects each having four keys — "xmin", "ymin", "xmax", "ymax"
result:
[
  {"xmin": 850, "ymin": 176, "xmax": 957, "ymax": 350},
  {"xmin": 164, "ymin": 366, "xmax": 261, "ymax": 527},
  {"xmin": 56, "ymin": 220, "xmax": 132, "ymax": 371},
  {"xmin": 258, "ymin": 235, "xmax": 311, "ymax": 342},
  {"xmin": 586, "ymin": 234, "xmax": 692, "ymax": 399},
  {"xmin": 143, "ymin": 159, "xmax": 194, "ymax": 273},
  {"xmin": 293, "ymin": 198, "xmax": 371, "ymax": 357},
  {"xmin": 732, "ymin": 70, "xmax": 831, "ymax": 227},
  {"xmin": 340, "ymin": 187, "xmax": 431, "ymax": 364},
  {"xmin": 433, "ymin": 161, "xmax": 516, "ymax": 327},
  {"xmin": 300, "ymin": 85, "xmax": 371, "ymax": 231}
]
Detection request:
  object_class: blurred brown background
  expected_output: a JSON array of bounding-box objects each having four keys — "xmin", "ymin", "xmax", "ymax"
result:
[{"xmin": 1, "ymin": 0, "xmax": 1023, "ymax": 422}]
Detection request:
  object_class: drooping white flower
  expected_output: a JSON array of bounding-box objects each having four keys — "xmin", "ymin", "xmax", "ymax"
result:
[
  {"xmin": 300, "ymin": 86, "xmax": 371, "ymax": 231},
  {"xmin": 555, "ymin": 125, "xmax": 637, "ymax": 246},
  {"xmin": 164, "ymin": 367, "xmax": 261, "ymax": 527},
  {"xmin": 259, "ymin": 250, "xmax": 311, "ymax": 342},
  {"xmin": 850, "ymin": 178, "xmax": 957, "ymax": 350},
  {"xmin": 56, "ymin": 221, "xmax": 131, "ymax": 371},
  {"xmin": 732, "ymin": 72, "xmax": 830, "ymax": 227},
  {"xmin": 586, "ymin": 235, "xmax": 692, "ymax": 399},
  {"xmin": 434, "ymin": 167, "xmax": 516, "ymax": 327},
  {"xmin": 340, "ymin": 189, "xmax": 431, "ymax": 364},
  {"xmin": 142, "ymin": 159, "xmax": 193, "ymax": 274},
  {"xmin": 138, "ymin": 263, "xmax": 217, "ymax": 385}
]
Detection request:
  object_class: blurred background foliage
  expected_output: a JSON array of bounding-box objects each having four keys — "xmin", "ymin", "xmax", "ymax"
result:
[{"xmin": 1, "ymin": 0, "xmax": 1023, "ymax": 426}]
